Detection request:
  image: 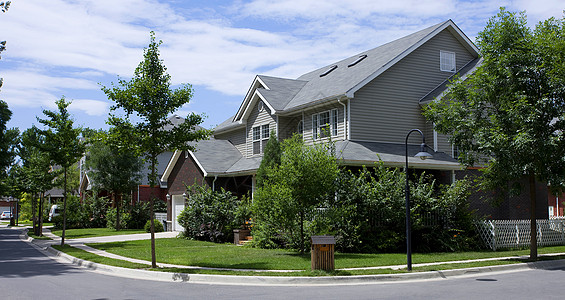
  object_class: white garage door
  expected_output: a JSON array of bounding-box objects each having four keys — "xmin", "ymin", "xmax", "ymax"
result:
[{"xmin": 172, "ymin": 195, "xmax": 185, "ymax": 232}]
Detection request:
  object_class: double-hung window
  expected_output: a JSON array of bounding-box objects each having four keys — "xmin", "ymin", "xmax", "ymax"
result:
[
  {"xmin": 252, "ymin": 124, "xmax": 270, "ymax": 155},
  {"xmin": 312, "ymin": 109, "xmax": 338, "ymax": 140}
]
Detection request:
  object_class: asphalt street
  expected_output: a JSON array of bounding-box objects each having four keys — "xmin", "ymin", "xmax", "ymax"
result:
[{"xmin": 1, "ymin": 227, "xmax": 565, "ymax": 300}]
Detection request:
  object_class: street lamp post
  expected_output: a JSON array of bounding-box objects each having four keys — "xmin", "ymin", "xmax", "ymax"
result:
[{"xmin": 405, "ymin": 129, "xmax": 433, "ymax": 271}]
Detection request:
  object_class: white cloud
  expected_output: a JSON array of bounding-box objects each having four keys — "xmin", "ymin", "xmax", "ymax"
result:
[{"xmin": 69, "ymin": 99, "xmax": 109, "ymax": 116}]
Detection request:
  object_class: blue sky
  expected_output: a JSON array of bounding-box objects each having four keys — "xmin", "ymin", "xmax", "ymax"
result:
[{"xmin": 1, "ymin": 0, "xmax": 563, "ymax": 132}]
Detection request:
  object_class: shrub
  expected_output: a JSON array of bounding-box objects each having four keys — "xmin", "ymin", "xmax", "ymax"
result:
[
  {"xmin": 53, "ymin": 195, "xmax": 90, "ymax": 229},
  {"xmin": 106, "ymin": 207, "xmax": 132, "ymax": 230},
  {"xmin": 145, "ymin": 219, "xmax": 164, "ymax": 233},
  {"xmin": 84, "ymin": 195, "xmax": 109, "ymax": 228},
  {"xmin": 178, "ymin": 184, "xmax": 246, "ymax": 243}
]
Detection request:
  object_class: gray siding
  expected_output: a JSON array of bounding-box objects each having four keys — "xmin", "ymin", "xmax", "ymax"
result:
[
  {"xmin": 350, "ymin": 28, "xmax": 476, "ymax": 144},
  {"xmin": 278, "ymin": 115, "xmax": 302, "ymax": 140},
  {"xmin": 214, "ymin": 129, "xmax": 247, "ymax": 155},
  {"xmin": 246, "ymin": 101, "xmax": 276, "ymax": 157}
]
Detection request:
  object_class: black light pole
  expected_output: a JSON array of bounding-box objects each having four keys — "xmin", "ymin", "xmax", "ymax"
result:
[{"xmin": 405, "ymin": 129, "xmax": 433, "ymax": 271}]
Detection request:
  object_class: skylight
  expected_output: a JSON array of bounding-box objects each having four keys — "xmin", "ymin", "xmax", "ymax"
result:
[
  {"xmin": 348, "ymin": 55, "xmax": 368, "ymax": 67},
  {"xmin": 319, "ymin": 65, "xmax": 337, "ymax": 77}
]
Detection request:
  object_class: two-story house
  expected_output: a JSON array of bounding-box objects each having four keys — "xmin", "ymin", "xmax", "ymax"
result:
[{"xmin": 161, "ymin": 20, "xmax": 494, "ymax": 231}]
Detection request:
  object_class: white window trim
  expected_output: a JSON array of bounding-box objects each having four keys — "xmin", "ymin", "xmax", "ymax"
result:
[
  {"xmin": 312, "ymin": 109, "xmax": 339, "ymax": 140},
  {"xmin": 252, "ymin": 124, "xmax": 270, "ymax": 155},
  {"xmin": 440, "ymin": 50, "xmax": 456, "ymax": 72}
]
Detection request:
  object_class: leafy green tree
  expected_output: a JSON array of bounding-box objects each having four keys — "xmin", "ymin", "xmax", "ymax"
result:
[
  {"xmin": 86, "ymin": 130, "xmax": 143, "ymax": 230},
  {"xmin": 37, "ymin": 97, "xmax": 85, "ymax": 246},
  {"xmin": 255, "ymin": 131, "xmax": 281, "ymax": 187},
  {"xmin": 0, "ymin": 100, "xmax": 18, "ymax": 196},
  {"xmin": 253, "ymin": 134, "xmax": 339, "ymax": 253},
  {"xmin": 19, "ymin": 126, "xmax": 56, "ymax": 235},
  {"xmin": 0, "ymin": 1, "xmax": 10, "ymax": 91},
  {"xmin": 101, "ymin": 32, "xmax": 209, "ymax": 267},
  {"xmin": 423, "ymin": 9, "xmax": 565, "ymax": 260}
]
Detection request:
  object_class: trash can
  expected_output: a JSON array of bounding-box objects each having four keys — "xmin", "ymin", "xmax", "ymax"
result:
[
  {"xmin": 311, "ymin": 235, "xmax": 335, "ymax": 271},
  {"xmin": 9, "ymin": 216, "xmax": 15, "ymax": 226}
]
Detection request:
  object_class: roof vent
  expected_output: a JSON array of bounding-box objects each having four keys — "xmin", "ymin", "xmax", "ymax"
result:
[
  {"xmin": 348, "ymin": 55, "xmax": 367, "ymax": 67},
  {"xmin": 319, "ymin": 65, "xmax": 337, "ymax": 77}
]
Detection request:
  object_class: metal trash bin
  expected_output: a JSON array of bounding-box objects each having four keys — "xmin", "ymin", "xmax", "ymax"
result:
[{"xmin": 311, "ymin": 235, "xmax": 335, "ymax": 271}]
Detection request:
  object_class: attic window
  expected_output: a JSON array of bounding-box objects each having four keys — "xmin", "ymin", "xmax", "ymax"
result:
[
  {"xmin": 257, "ymin": 100, "xmax": 264, "ymax": 112},
  {"xmin": 348, "ymin": 55, "xmax": 367, "ymax": 67},
  {"xmin": 319, "ymin": 65, "xmax": 337, "ymax": 77},
  {"xmin": 440, "ymin": 50, "xmax": 456, "ymax": 72}
]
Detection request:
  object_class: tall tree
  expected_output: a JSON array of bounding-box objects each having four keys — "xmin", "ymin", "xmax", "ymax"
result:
[
  {"xmin": 86, "ymin": 129, "xmax": 143, "ymax": 230},
  {"xmin": 19, "ymin": 126, "xmax": 56, "ymax": 236},
  {"xmin": 254, "ymin": 135, "xmax": 339, "ymax": 254},
  {"xmin": 255, "ymin": 131, "xmax": 281, "ymax": 188},
  {"xmin": 101, "ymin": 32, "xmax": 209, "ymax": 267},
  {"xmin": 38, "ymin": 97, "xmax": 85, "ymax": 246},
  {"xmin": 0, "ymin": 100, "xmax": 18, "ymax": 196},
  {"xmin": 423, "ymin": 9, "xmax": 565, "ymax": 260}
]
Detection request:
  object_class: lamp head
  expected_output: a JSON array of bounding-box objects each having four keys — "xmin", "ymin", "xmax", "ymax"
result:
[{"xmin": 415, "ymin": 143, "xmax": 433, "ymax": 160}]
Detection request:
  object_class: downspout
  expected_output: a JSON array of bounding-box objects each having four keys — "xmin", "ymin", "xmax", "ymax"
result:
[
  {"xmin": 301, "ymin": 110, "xmax": 305, "ymax": 141},
  {"xmin": 212, "ymin": 175, "xmax": 218, "ymax": 191},
  {"xmin": 337, "ymin": 97, "xmax": 347, "ymax": 140},
  {"xmin": 347, "ymin": 98, "xmax": 351, "ymax": 140}
]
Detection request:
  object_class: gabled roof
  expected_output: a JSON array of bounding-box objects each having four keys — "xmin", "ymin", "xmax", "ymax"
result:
[{"xmin": 216, "ymin": 19, "xmax": 479, "ymax": 133}]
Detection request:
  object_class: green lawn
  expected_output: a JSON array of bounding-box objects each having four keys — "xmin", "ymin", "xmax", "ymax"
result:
[
  {"xmin": 88, "ymin": 238, "xmax": 565, "ymax": 271},
  {"xmin": 53, "ymin": 245, "xmax": 150, "ymax": 269},
  {"xmin": 50, "ymin": 228, "xmax": 146, "ymax": 239}
]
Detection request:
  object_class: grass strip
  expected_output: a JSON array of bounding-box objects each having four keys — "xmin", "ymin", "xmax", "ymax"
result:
[
  {"xmin": 88, "ymin": 238, "xmax": 565, "ymax": 271},
  {"xmin": 52, "ymin": 245, "xmax": 151, "ymax": 269},
  {"xmin": 50, "ymin": 228, "xmax": 146, "ymax": 239},
  {"xmin": 54, "ymin": 244, "xmax": 565, "ymax": 277}
]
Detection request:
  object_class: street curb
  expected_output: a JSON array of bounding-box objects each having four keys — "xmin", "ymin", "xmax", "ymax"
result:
[{"xmin": 18, "ymin": 228, "xmax": 565, "ymax": 286}]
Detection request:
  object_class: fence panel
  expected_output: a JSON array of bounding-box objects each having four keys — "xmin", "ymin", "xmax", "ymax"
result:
[{"xmin": 475, "ymin": 219, "xmax": 565, "ymax": 250}]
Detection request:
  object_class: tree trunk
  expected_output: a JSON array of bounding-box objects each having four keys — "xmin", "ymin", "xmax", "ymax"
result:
[
  {"xmin": 529, "ymin": 174, "xmax": 537, "ymax": 261},
  {"xmin": 300, "ymin": 209, "xmax": 304, "ymax": 255},
  {"xmin": 32, "ymin": 192, "xmax": 38, "ymax": 236},
  {"xmin": 38, "ymin": 192, "xmax": 44, "ymax": 236},
  {"xmin": 116, "ymin": 192, "xmax": 121, "ymax": 231},
  {"xmin": 150, "ymin": 155, "xmax": 157, "ymax": 268},
  {"xmin": 61, "ymin": 166, "xmax": 68, "ymax": 247}
]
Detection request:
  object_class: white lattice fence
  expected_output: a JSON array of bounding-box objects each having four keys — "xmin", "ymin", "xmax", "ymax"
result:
[{"xmin": 475, "ymin": 219, "xmax": 565, "ymax": 250}]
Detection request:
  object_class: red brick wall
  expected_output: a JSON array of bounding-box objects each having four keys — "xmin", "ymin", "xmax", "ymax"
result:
[
  {"xmin": 167, "ymin": 151, "xmax": 209, "ymax": 195},
  {"xmin": 456, "ymin": 169, "xmax": 548, "ymax": 220}
]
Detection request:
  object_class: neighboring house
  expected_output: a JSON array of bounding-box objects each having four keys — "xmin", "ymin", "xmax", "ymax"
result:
[
  {"xmin": 162, "ymin": 20, "xmax": 548, "ymax": 231},
  {"xmin": 79, "ymin": 115, "xmax": 192, "ymax": 206}
]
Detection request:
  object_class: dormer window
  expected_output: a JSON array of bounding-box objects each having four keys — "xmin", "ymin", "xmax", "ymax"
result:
[{"xmin": 440, "ymin": 50, "xmax": 456, "ymax": 72}]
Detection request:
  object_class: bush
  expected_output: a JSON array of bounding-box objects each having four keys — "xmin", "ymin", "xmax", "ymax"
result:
[
  {"xmin": 178, "ymin": 184, "xmax": 248, "ymax": 243},
  {"xmin": 52, "ymin": 195, "xmax": 90, "ymax": 229},
  {"xmin": 144, "ymin": 219, "xmax": 164, "ymax": 233},
  {"xmin": 106, "ymin": 207, "xmax": 131, "ymax": 230},
  {"xmin": 84, "ymin": 195, "xmax": 109, "ymax": 228}
]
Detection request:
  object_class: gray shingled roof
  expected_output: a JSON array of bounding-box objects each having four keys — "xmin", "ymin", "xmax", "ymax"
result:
[
  {"xmin": 188, "ymin": 138, "xmax": 460, "ymax": 177},
  {"xmin": 216, "ymin": 20, "xmax": 458, "ymax": 131},
  {"xmin": 335, "ymin": 140, "xmax": 460, "ymax": 170},
  {"xmin": 190, "ymin": 140, "xmax": 243, "ymax": 175},
  {"xmin": 285, "ymin": 21, "xmax": 448, "ymax": 110},
  {"xmin": 256, "ymin": 75, "xmax": 308, "ymax": 110}
]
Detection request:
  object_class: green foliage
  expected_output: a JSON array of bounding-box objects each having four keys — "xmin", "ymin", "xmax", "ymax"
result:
[
  {"xmin": 106, "ymin": 207, "xmax": 131, "ymax": 230},
  {"xmin": 178, "ymin": 184, "xmax": 247, "ymax": 243},
  {"xmin": 256, "ymin": 131, "xmax": 281, "ymax": 187},
  {"xmin": 84, "ymin": 195, "xmax": 109, "ymax": 228},
  {"xmin": 145, "ymin": 219, "xmax": 164, "ymax": 233},
  {"xmin": 423, "ymin": 9, "xmax": 565, "ymax": 195},
  {"xmin": 52, "ymin": 195, "xmax": 89, "ymax": 230},
  {"xmin": 0, "ymin": 100, "xmax": 18, "ymax": 196},
  {"xmin": 252, "ymin": 135, "xmax": 340, "ymax": 252},
  {"xmin": 106, "ymin": 199, "xmax": 152, "ymax": 230},
  {"xmin": 37, "ymin": 97, "xmax": 86, "ymax": 244},
  {"xmin": 253, "ymin": 156, "xmax": 480, "ymax": 253}
]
